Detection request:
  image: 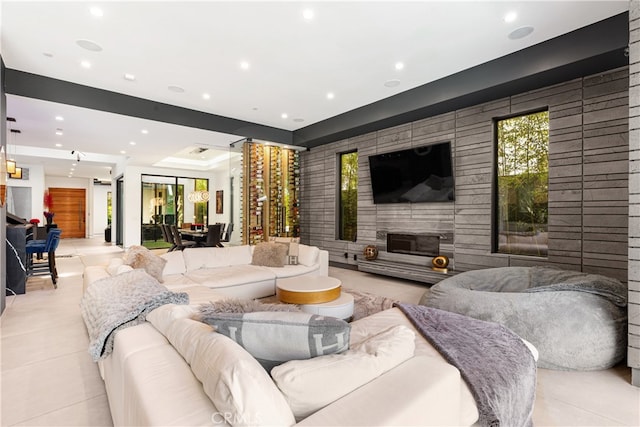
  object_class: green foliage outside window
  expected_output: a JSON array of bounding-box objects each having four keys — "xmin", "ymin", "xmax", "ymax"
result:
[
  {"xmin": 339, "ymin": 151, "xmax": 358, "ymax": 241},
  {"xmin": 497, "ymin": 110, "xmax": 549, "ymax": 256},
  {"xmin": 106, "ymin": 191, "xmax": 112, "ymax": 225}
]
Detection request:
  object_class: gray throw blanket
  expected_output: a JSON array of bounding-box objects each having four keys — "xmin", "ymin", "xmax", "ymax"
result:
[
  {"xmin": 80, "ymin": 269, "xmax": 189, "ymax": 361},
  {"xmin": 395, "ymin": 303, "xmax": 536, "ymax": 427}
]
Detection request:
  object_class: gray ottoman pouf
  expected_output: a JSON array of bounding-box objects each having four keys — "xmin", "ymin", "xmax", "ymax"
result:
[{"xmin": 419, "ymin": 266, "xmax": 627, "ymax": 371}]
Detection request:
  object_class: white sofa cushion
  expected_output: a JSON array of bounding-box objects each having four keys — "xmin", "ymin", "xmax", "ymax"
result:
[
  {"xmin": 271, "ymin": 325, "xmax": 415, "ymax": 419},
  {"xmin": 298, "ymin": 244, "xmax": 320, "ymax": 267},
  {"xmin": 198, "ymin": 311, "xmax": 350, "ymax": 371},
  {"xmin": 183, "ymin": 247, "xmax": 230, "ymax": 271},
  {"xmin": 166, "ymin": 318, "xmax": 296, "ymax": 427},
  {"xmin": 161, "ymin": 251, "xmax": 187, "ymax": 275},
  {"xmin": 262, "ymin": 263, "xmax": 319, "ymax": 278},
  {"xmin": 226, "ymin": 245, "xmax": 253, "ymax": 266},
  {"xmin": 186, "ymin": 265, "xmax": 275, "ymax": 288}
]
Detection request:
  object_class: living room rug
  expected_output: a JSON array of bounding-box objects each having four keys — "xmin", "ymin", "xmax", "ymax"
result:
[{"xmin": 260, "ymin": 288, "xmax": 397, "ymax": 321}]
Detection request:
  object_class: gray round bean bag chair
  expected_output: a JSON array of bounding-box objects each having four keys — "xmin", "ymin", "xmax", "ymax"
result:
[{"xmin": 419, "ymin": 266, "xmax": 627, "ymax": 371}]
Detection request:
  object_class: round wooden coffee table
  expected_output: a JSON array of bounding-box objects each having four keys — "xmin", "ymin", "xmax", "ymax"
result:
[{"xmin": 276, "ymin": 276, "xmax": 342, "ymax": 304}]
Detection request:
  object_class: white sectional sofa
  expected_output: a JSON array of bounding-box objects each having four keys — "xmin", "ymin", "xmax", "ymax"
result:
[
  {"xmin": 82, "ymin": 244, "xmax": 540, "ymax": 426},
  {"xmin": 98, "ymin": 302, "xmax": 480, "ymax": 426},
  {"xmin": 83, "ymin": 243, "xmax": 329, "ymax": 299}
]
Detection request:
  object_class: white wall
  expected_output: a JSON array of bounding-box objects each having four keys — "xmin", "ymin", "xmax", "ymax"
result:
[{"xmin": 6, "ymin": 163, "xmax": 45, "ymax": 221}]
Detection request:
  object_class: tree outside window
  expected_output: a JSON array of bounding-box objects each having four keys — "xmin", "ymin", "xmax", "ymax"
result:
[
  {"xmin": 339, "ymin": 151, "xmax": 358, "ymax": 241},
  {"xmin": 496, "ymin": 110, "xmax": 549, "ymax": 256}
]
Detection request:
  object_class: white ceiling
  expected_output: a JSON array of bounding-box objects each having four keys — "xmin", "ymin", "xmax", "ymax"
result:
[{"xmin": 0, "ymin": 1, "xmax": 629, "ymax": 181}]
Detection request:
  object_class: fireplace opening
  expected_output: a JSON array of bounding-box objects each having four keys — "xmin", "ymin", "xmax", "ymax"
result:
[{"xmin": 387, "ymin": 233, "xmax": 440, "ymax": 257}]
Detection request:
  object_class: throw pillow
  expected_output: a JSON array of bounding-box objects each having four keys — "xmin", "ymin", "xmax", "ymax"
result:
[
  {"xmin": 251, "ymin": 242, "xmax": 288, "ymax": 267},
  {"xmin": 271, "ymin": 325, "xmax": 416, "ymax": 419},
  {"xmin": 198, "ymin": 311, "xmax": 350, "ymax": 371},
  {"xmin": 106, "ymin": 257, "xmax": 125, "ymax": 276},
  {"xmin": 162, "ymin": 318, "xmax": 296, "ymax": 427},
  {"xmin": 123, "ymin": 245, "xmax": 167, "ymax": 282},
  {"xmin": 298, "ymin": 244, "xmax": 320, "ymax": 267},
  {"xmin": 196, "ymin": 298, "xmax": 300, "ymax": 317}
]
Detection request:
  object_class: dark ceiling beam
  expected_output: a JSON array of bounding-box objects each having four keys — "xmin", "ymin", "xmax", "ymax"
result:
[
  {"xmin": 4, "ymin": 70, "xmax": 293, "ymax": 145},
  {"xmin": 293, "ymin": 12, "xmax": 630, "ymax": 148}
]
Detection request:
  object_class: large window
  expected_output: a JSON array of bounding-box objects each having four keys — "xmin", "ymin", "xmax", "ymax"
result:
[
  {"xmin": 339, "ymin": 151, "xmax": 358, "ymax": 241},
  {"xmin": 496, "ymin": 110, "xmax": 549, "ymax": 257}
]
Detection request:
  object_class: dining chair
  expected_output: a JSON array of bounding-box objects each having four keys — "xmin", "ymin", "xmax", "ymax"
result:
[
  {"xmin": 204, "ymin": 224, "xmax": 224, "ymax": 247},
  {"xmin": 222, "ymin": 223, "xmax": 234, "ymax": 242},
  {"xmin": 161, "ymin": 224, "xmax": 177, "ymax": 252},
  {"xmin": 25, "ymin": 228, "xmax": 62, "ymax": 288},
  {"xmin": 170, "ymin": 224, "xmax": 197, "ymax": 251}
]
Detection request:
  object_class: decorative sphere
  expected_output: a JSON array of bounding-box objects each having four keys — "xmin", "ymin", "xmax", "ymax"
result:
[
  {"xmin": 363, "ymin": 245, "xmax": 379, "ymax": 261},
  {"xmin": 432, "ymin": 255, "xmax": 449, "ymax": 269}
]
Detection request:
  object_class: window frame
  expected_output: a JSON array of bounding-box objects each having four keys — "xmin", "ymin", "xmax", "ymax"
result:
[
  {"xmin": 337, "ymin": 150, "xmax": 358, "ymax": 242},
  {"xmin": 492, "ymin": 108, "xmax": 550, "ymax": 257}
]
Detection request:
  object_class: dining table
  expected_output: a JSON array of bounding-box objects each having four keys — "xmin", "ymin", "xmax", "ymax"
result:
[{"xmin": 179, "ymin": 229, "xmax": 208, "ymax": 244}]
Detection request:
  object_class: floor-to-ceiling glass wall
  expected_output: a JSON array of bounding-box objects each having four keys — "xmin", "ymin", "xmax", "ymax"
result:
[{"xmin": 140, "ymin": 174, "xmax": 209, "ymax": 248}]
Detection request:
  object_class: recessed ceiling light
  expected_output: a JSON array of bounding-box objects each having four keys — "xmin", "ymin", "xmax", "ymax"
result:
[
  {"xmin": 302, "ymin": 9, "xmax": 314, "ymax": 20},
  {"xmin": 76, "ymin": 39, "xmax": 103, "ymax": 52},
  {"xmin": 504, "ymin": 11, "xmax": 518, "ymax": 23},
  {"xmin": 124, "ymin": 73, "xmax": 136, "ymax": 81},
  {"xmin": 281, "ymin": 113, "xmax": 288, "ymax": 119},
  {"xmin": 55, "ymin": 115, "xmax": 64, "ymax": 121},
  {"xmin": 508, "ymin": 26, "xmax": 534, "ymax": 40},
  {"xmin": 129, "ymin": 141, "xmax": 136, "ymax": 146},
  {"xmin": 326, "ymin": 92, "xmax": 335, "ymax": 100},
  {"xmin": 168, "ymin": 85, "xmax": 185, "ymax": 93},
  {"xmin": 384, "ymin": 79, "xmax": 401, "ymax": 88},
  {"xmin": 70, "ymin": 168, "xmax": 75, "ymax": 171},
  {"xmin": 293, "ymin": 118, "xmax": 305, "ymax": 123},
  {"xmin": 55, "ymin": 143, "xmax": 63, "ymax": 147},
  {"xmin": 240, "ymin": 61, "xmax": 250, "ymax": 70},
  {"xmin": 120, "ymin": 150, "xmax": 126, "ymax": 154},
  {"xmin": 80, "ymin": 60, "xmax": 91, "ymax": 69},
  {"xmin": 395, "ymin": 62, "xmax": 404, "ymax": 70},
  {"xmin": 90, "ymin": 7, "xmax": 103, "ymax": 17},
  {"xmin": 141, "ymin": 129, "xmax": 148, "ymax": 134},
  {"xmin": 202, "ymin": 93, "xmax": 211, "ymax": 100},
  {"xmin": 72, "ymin": 163, "xmax": 77, "ymax": 166},
  {"xmin": 55, "ymin": 129, "xmax": 63, "ymax": 136}
]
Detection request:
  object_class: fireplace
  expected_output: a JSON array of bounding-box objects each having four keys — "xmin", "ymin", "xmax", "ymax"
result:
[{"xmin": 387, "ymin": 233, "xmax": 440, "ymax": 257}]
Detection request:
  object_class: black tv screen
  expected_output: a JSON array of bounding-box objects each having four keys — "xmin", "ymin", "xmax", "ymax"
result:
[{"xmin": 368, "ymin": 142, "xmax": 454, "ymax": 203}]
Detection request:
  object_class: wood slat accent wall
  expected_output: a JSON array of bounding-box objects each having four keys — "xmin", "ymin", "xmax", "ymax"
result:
[
  {"xmin": 300, "ymin": 66, "xmax": 629, "ymax": 280},
  {"xmin": 627, "ymin": 0, "xmax": 640, "ymax": 387}
]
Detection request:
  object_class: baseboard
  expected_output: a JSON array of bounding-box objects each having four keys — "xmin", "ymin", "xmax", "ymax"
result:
[{"xmin": 329, "ymin": 261, "xmax": 358, "ymax": 271}]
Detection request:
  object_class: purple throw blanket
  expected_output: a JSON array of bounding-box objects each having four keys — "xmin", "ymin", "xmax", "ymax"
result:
[{"xmin": 395, "ymin": 303, "xmax": 537, "ymax": 427}]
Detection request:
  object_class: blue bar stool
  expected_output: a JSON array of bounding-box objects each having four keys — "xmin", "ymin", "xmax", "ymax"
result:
[{"xmin": 25, "ymin": 228, "xmax": 62, "ymax": 288}]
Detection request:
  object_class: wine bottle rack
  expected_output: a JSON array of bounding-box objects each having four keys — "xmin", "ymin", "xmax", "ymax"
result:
[{"xmin": 241, "ymin": 142, "xmax": 300, "ymax": 245}]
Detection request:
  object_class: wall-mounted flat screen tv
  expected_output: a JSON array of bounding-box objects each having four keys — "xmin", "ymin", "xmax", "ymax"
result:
[{"xmin": 368, "ymin": 141, "xmax": 454, "ymax": 204}]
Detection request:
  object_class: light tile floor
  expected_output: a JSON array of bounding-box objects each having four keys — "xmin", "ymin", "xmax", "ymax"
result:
[{"xmin": 1, "ymin": 237, "xmax": 639, "ymax": 426}]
